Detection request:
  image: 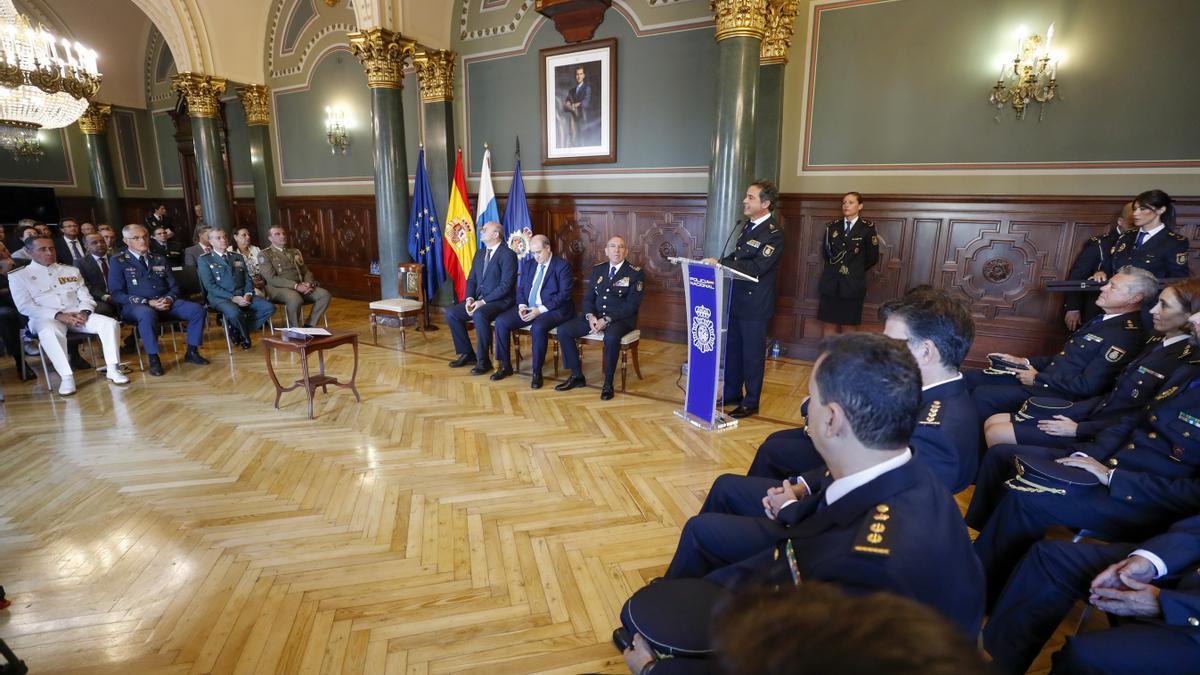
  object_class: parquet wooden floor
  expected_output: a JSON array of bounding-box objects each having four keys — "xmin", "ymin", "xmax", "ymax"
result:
[{"xmin": 0, "ymin": 301, "xmax": 1088, "ymax": 673}]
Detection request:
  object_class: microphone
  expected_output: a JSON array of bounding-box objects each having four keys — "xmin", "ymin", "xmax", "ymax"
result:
[{"xmin": 717, "ymin": 218, "xmax": 748, "ymax": 260}]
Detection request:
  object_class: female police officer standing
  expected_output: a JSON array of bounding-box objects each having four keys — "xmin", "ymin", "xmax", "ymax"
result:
[{"xmin": 818, "ymin": 192, "xmax": 879, "ymax": 335}]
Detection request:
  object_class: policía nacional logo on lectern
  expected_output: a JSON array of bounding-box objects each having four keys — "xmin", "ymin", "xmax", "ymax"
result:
[{"xmin": 691, "ymin": 305, "xmax": 716, "ymax": 353}]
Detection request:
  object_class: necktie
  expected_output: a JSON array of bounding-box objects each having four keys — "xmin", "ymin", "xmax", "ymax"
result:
[
  {"xmin": 1135, "ymin": 231, "xmax": 1147, "ymax": 248},
  {"xmin": 845, "ymin": 220, "xmax": 853, "ymax": 234},
  {"xmin": 609, "ymin": 266, "xmax": 617, "ymax": 280},
  {"xmin": 99, "ymin": 257, "xmax": 109, "ymax": 290},
  {"xmin": 135, "ymin": 254, "xmax": 148, "ymax": 271},
  {"xmin": 482, "ymin": 248, "xmax": 493, "ymax": 277},
  {"xmin": 528, "ymin": 263, "xmax": 546, "ymax": 307},
  {"xmin": 70, "ymin": 240, "xmax": 82, "ymax": 260}
]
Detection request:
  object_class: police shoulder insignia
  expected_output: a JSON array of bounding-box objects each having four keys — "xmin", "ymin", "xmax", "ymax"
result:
[
  {"xmin": 853, "ymin": 504, "xmax": 892, "ymax": 556},
  {"xmin": 1178, "ymin": 252, "xmax": 1189, "ymax": 266},
  {"xmin": 1125, "ymin": 319, "xmax": 1139, "ymax": 330},
  {"xmin": 1117, "ymin": 243, "xmax": 1127, "ymax": 252},
  {"xmin": 763, "ymin": 245, "xmax": 775, "ymax": 257},
  {"xmin": 871, "ymin": 235, "xmax": 879, "ymax": 246},
  {"xmin": 918, "ymin": 400, "xmax": 942, "ymax": 426},
  {"xmin": 1182, "ymin": 344, "xmax": 1193, "ymax": 359},
  {"xmin": 633, "ymin": 265, "xmax": 642, "ymax": 272},
  {"xmin": 1105, "ymin": 346, "xmax": 1127, "ymax": 363},
  {"xmin": 1149, "ymin": 335, "xmax": 1164, "ymax": 343},
  {"xmin": 1170, "ymin": 231, "xmax": 1187, "ymax": 240},
  {"xmin": 1156, "ymin": 386, "xmax": 1179, "ymax": 401},
  {"xmin": 636, "ymin": 281, "xmax": 643, "ymax": 292}
]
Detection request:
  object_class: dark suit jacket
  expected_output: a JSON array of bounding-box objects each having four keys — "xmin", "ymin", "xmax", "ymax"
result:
[
  {"xmin": 183, "ymin": 244, "xmax": 211, "ymax": 267},
  {"xmin": 720, "ymin": 215, "xmax": 786, "ymax": 321},
  {"xmin": 1024, "ymin": 311, "xmax": 1147, "ymax": 399},
  {"xmin": 819, "ymin": 217, "xmax": 880, "ymax": 300},
  {"xmin": 1064, "ymin": 228, "xmax": 1122, "ymax": 313},
  {"xmin": 465, "ymin": 245, "xmax": 518, "ymax": 306},
  {"xmin": 77, "ymin": 254, "xmax": 112, "ymax": 302},
  {"xmin": 564, "ymin": 81, "xmax": 591, "ymax": 117},
  {"xmin": 55, "ymin": 236, "xmax": 87, "ymax": 265},
  {"xmin": 1104, "ymin": 227, "xmax": 1190, "ymax": 279},
  {"xmin": 517, "ymin": 255, "xmax": 573, "ymax": 314},
  {"xmin": 719, "ymin": 460, "xmax": 984, "ymax": 635}
]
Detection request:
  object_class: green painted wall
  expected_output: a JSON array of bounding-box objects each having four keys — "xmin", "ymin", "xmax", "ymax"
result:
[
  {"xmin": 223, "ymin": 96, "xmax": 255, "ymax": 186},
  {"xmin": 0, "ymin": 127, "xmax": 77, "ymax": 189},
  {"xmin": 151, "ymin": 111, "xmax": 183, "ymax": 188}
]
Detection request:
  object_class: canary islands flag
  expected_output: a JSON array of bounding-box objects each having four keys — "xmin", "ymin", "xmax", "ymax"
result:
[
  {"xmin": 443, "ymin": 149, "xmax": 477, "ymax": 301},
  {"xmin": 475, "ymin": 146, "xmax": 501, "ymax": 246}
]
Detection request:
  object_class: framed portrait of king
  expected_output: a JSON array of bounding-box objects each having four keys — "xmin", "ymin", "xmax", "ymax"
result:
[{"xmin": 539, "ymin": 38, "xmax": 616, "ymax": 165}]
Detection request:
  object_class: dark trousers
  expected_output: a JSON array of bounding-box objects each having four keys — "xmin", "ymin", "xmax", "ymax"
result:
[
  {"xmin": 983, "ymin": 538, "xmax": 1134, "ymax": 675},
  {"xmin": 120, "ymin": 299, "xmax": 206, "ymax": 354},
  {"xmin": 445, "ymin": 300, "xmax": 510, "ymax": 363},
  {"xmin": 973, "ymin": 480, "xmax": 1180, "ymax": 607},
  {"xmin": 212, "ymin": 296, "xmax": 276, "ymax": 339},
  {"xmin": 93, "ymin": 299, "xmax": 120, "ymax": 318},
  {"xmin": 492, "ymin": 306, "xmax": 572, "ymax": 372},
  {"xmin": 664, "ymin": 509, "xmax": 788, "ymax": 581},
  {"xmin": 557, "ymin": 315, "xmax": 635, "ymax": 385},
  {"xmin": 747, "ymin": 428, "xmax": 822, "ymax": 479},
  {"xmin": 723, "ymin": 317, "xmax": 768, "ymax": 408},
  {"xmin": 972, "ymin": 382, "xmax": 1036, "ymax": 422},
  {"xmin": 0, "ymin": 297, "xmax": 24, "ymax": 371}
]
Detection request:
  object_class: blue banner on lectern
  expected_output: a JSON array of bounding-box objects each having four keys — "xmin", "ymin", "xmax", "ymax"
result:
[{"xmin": 684, "ymin": 263, "xmax": 720, "ymax": 424}]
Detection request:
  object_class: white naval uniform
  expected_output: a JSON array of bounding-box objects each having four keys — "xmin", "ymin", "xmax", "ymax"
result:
[{"xmin": 8, "ymin": 260, "xmax": 122, "ymax": 379}]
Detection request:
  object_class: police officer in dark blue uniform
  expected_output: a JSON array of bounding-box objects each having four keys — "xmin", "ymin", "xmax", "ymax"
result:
[
  {"xmin": 970, "ymin": 354, "xmax": 1200, "ymax": 606},
  {"xmin": 747, "ymin": 288, "xmax": 979, "ymax": 494},
  {"xmin": 555, "ymin": 236, "xmax": 644, "ymax": 400},
  {"xmin": 967, "ymin": 266, "xmax": 1154, "ymax": 422},
  {"xmin": 109, "ymin": 224, "xmax": 208, "ymax": 376},
  {"xmin": 657, "ymin": 334, "xmax": 984, "ymax": 635},
  {"xmin": 1095, "ymin": 190, "xmax": 1189, "ymax": 283},
  {"xmin": 700, "ymin": 180, "xmax": 785, "ymax": 419},
  {"xmin": 196, "ymin": 229, "xmax": 275, "ymax": 349},
  {"xmin": 1063, "ymin": 203, "xmax": 1131, "ymax": 331},
  {"xmin": 983, "ymin": 512, "xmax": 1200, "ymax": 674},
  {"xmin": 817, "ymin": 192, "xmax": 879, "ymax": 335}
]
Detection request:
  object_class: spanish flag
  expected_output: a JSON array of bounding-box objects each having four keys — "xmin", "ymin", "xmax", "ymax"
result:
[{"xmin": 443, "ymin": 148, "xmax": 476, "ymax": 301}]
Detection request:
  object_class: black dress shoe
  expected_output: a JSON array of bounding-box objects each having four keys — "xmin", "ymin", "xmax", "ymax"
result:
[
  {"xmin": 600, "ymin": 384, "xmax": 614, "ymax": 401},
  {"xmin": 15, "ymin": 364, "xmax": 36, "ymax": 381},
  {"xmin": 729, "ymin": 405, "xmax": 758, "ymax": 419},
  {"xmin": 612, "ymin": 627, "xmax": 633, "ymax": 653},
  {"xmin": 148, "ymin": 355, "xmax": 165, "ymax": 376},
  {"xmin": 555, "ymin": 374, "xmax": 586, "ymax": 391},
  {"xmin": 69, "ymin": 356, "xmax": 92, "ymax": 371},
  {"xmin": 448, "ymin": 354, "xmax": 476, "ymax": 368},
  {"xmin": 530, "ymin": 371, "xmax": 543, "ymax": 389},
  {"xmin": 184, "ymin": 349, "xmax": 210, "ymax": 365},
  {"xmin": 240, "ymin": 338, "xmax": 252, "ymax": 350},
  {"xmin": 490, "ymin": 364, "xmax": 513, "ymax": 381},
  {"xmin": 469, "ymin": 361, "xmax": 493, "ymax": 375}
]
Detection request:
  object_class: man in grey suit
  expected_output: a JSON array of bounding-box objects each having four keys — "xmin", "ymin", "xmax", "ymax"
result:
[{"xmin": 444, "ymin": 221, "xmax": 518, "ymax": 375}]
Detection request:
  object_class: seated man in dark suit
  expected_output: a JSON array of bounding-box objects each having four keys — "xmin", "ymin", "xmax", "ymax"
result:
[
  {"xmin": 555, "ymin": 236, "xmax": 644, "ymax": 400},
  {"xmin": 969, "ymin": 309, "xmax": 1200, "ymax": 606},
  {"xmin": 747, "ymin": 287, "xmax": 979, "ymax": 495},
  {"xmin": 491, "ymin": 234, "xmax": 573, "ymax": 388},
  {"xmin": 183, "ymin": 226, "xmax": 213, "ymax": 267},
  {"xmin": 983, "ymin": 512, "xmax": 1200, "ymax": 674},
  {"xmin": 0, "ymin": 240, "xmax": 34, "ymax": 380},
  {"xmin": 109, "ymin": 224, "xmax": 209, "ymax": 376},
  {"xmin": 54, "ymin": 218, "xmax": 87, "ymax": 266},
  {"xmin": 967, "ymin": 266, "xmax": 1154, "ymax": 422},
  {"xmin": 629, "ymin": 334, "xmax": 985, "ymax": 637},
  {"xmin": 444, "ymin": 221, "xmax": 517, "ymax": 375},
  {"xmin": 77, "ymin": 233, "xmax": 118, "ymax": 318}
]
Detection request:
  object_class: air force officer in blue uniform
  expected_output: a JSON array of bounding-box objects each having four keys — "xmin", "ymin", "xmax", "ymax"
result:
[
  {"xmin": 491, "ymin": 234, "xmax": 573, "ymax": 388},
  {"xmin": 196, "ymin": 229, "xmax": 275, "ymax": 349},
  {"xmin": 445, "ymin": 221, "xmax": 518, "ymax": 375},
  {"xmin": 109, "ymin": 224, "xmax": 208, "ymax": 376}
]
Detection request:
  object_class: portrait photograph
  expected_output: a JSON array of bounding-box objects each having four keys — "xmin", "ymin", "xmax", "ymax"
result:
[{"xmin": 539, "ymin": 38, "xmax": 616, "ymax": 165}]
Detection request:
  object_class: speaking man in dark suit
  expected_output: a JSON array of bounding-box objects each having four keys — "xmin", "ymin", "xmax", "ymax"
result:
[
  {"xmin": 701, "ymin": 179, "xmax": 785, "ymax": 419},
  {"xmin": 54, "ymin": 218, "xmax": 87, "ymax": 266},
  {"xmin": 445, "ymin": 221, "xmax": 518, "ymax": 375},
  {"xmin": 491, "ymin": 234, "xmax": 573, "ymax": 388}
]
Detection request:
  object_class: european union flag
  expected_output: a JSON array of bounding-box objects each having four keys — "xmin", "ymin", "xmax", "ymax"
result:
[
  {"xmin": 408, "ymin": 148, "xmax": 446, "ymax": 300},
  {"xmin": 502, "ymin": 139, "xmax": 533, "ymax": 261}
]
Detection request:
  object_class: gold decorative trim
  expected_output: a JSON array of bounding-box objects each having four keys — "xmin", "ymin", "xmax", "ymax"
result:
[
  {"xmin": 711, "ymin": 0, "xmax": 767, "ymax": 42},
  {"xmin": 347, "ymin": 28, "xmax": 416, "ymax": 89},
  {"xmin": 760, "ymin": 0, "xmax": 799, "ymax": 64},
  {"xmin": 76, "ymin": 102, "xmax": 112, "ymax": 135},
  {"xmin": 171, "ymin": 73, "xmax": 228, "ymax": 118},
  {"xmin": 236, "ymin": 85, "xmax": 272, "ymax": 126},
  {"xmin": 413, "ymin": 50, "xmax": 456, "ymax": 103}
]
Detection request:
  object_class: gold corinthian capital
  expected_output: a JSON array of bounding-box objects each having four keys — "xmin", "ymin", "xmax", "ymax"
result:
[
  {"xmin": 77, "ymin": 101, "xmax": 112, "ymax": 135},
  {"xmin": 711, "ymin": 0, "xmax": 768, "ymax": 42},
  {"xmin": 348, "ymin": 28, "xmax": 417, "ymax": 89},
  {"xmin": 236, "ymin": 85, "xmax": 272, "ymax": 126},
  {"xmin": 760, "ymin": 0, "xmax": 800, "ymax": 64},
  {"xmin": 413, "ymin": 49, "xmax": 457, "ymax": 103},
  {"xmin": 171, "ymin": 73, "xmax": 227, "ymax": 118}
]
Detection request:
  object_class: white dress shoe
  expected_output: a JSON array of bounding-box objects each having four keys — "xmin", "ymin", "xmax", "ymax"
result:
[
  {"xmin": 106, "ymin": 368, "xmax": 130, "ymax": 385},
  {"xmin": 58, "ymin": 375, "xmax": 76, "ymax": 396}
]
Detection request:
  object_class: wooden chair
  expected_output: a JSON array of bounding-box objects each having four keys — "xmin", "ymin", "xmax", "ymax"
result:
[
  {"xmin": 512, "ymin": 326, "xmax": 643, "ymax": 392},
  {"xmin": 368, "ymin": 263, "xmax": 427, "ymax": 349}
]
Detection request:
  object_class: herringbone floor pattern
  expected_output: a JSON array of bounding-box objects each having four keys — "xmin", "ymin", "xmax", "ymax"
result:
[{"xmin": 0, "ymin": 301, "xmax": 813, "ymax": 673}]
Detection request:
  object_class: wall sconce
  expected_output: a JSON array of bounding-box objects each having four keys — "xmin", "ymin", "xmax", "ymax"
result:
[
  {"xmin": 325, "ymin": 106, "xmax": 349, "ymax": 154},
  {"xmin": 0, "ymin": 126, "xmax": 44, "ymax": 161},
  {"xmin": 988, "ymin": 23, "xmax": 1062, "ymax": 121}
]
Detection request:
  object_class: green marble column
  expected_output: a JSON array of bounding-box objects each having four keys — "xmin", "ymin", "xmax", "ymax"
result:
[
  {"xmin": 753, "ymin": 63, "xmax": 784, "ymax": 186},
  {"xmin": 415, "ymin": 49, "xmax": 457, "ymax": 309},
  {"xmin": 237, "ymin": 85, "xmax": 279, "ymax": 244},
  {"xmin": 172, "ymin": 73, "xmax": 233, "ymax": 232},
  {"xmin": 351, "ymin": 28, "xmax": 416, "ymax": 299},
  {"xmin": 704, "ymin": 34, "xmax": 761, "ymax": 257},
  {"xmin": 77, "ymin": 103, "xmax": 121, "ymax": 229}
]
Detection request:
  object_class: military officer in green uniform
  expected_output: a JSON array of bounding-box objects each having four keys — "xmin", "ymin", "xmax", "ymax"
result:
[
  {"xmin": 197, "ymin": 229, "xmax": 276, "ymax": 349},
  {"xmin": 258, "ymin": 226, "xmax": 333, "ymax": 327}
]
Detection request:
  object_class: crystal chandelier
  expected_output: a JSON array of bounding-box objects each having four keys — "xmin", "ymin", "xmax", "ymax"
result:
[
  {"xmin": 0, "ymin": 0, "xmax": 101, "ymax": 158},
  {"xmin": 988, "ymin": 23, "xmax": 1061, "ymax": 121}
]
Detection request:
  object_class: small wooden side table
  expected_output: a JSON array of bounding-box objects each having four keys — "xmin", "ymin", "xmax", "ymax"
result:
[{"xmin": 262, "ymin": 329, "xmax": 361, "ymax": 418}]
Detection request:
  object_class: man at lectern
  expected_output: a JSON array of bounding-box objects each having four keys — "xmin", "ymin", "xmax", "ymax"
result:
[{"xmin": 702, "ymin": 179, "xmax": 784, "ymax": 419}]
